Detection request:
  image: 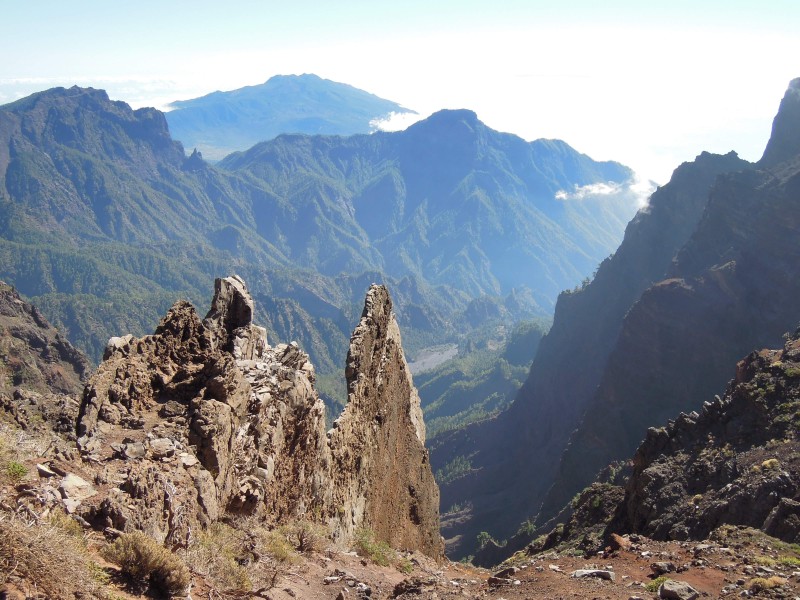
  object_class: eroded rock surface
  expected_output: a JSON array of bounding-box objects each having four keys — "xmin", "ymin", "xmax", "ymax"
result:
[
  {"xmin": 73, "ymin": 276, "xmax": 442, "ymax": 556},
  {"xmin": 329, "ymin": 285, "xmax": 443, "ymax": 556}
]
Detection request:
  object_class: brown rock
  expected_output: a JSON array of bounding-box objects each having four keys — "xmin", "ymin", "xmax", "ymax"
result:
[
  {"xmin": 72, "ymin": 277, "xmax": 442, "ymax": 558},
  {"xmin": 329, "ymin": 284, "xmax": 443, "ymax": 557}
]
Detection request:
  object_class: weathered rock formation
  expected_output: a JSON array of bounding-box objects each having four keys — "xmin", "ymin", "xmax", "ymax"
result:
[
  {"xmin": 610, "ymin": 328, "xmax": 800, "ymax": 543},
  {"xmin": 0, "ymin": 280, "xmax": 89, "ymax": 396},
  {"xmin": 74, "ymin": 276, "xmax": 442, "ymax": 556},
  {"xmin": 328, "ymin": 285, "xmax": 442, "ymax": 556}
]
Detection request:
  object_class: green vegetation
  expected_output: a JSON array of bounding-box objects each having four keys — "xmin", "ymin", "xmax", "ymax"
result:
[
  {"xmin": 645, "ymin": 576, "xmax": 669, "ymax": 592},
  {"xmin": 5, "ymin": 460, "xmax": 27, "ymax": 483},
  {"xmin": 418, "ymin": 319, "xmax": 548, "ymax": 437},
  {"xmin": 435, "ymin": 454, "xmax": 473, "ymax": 485},
  {"xmin": 102, "ymin": 531, "xmax": 190, "ymax": 596},
  {"xmin": 0, "ymin": 87, "xmax": 636, "ymax": 386},
  {"xmin": 476, "ymin": 531, "xmax": 494, "ymax": 549},
  {"xmin": 354, "ymin": 528, "xmax": 394, "ymax": 567}
]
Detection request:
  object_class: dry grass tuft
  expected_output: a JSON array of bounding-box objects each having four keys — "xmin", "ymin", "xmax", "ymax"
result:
[
  {"xmin": 0, "ymin": 512, "xmax": 103, "ymax": 598},
  {"xmin": 747, "ymin": 575, "xmax": 787, "ymax": 592},
  {"xmin": 103, "ymin": 530, "xmax": 190, "ymax": 597}
]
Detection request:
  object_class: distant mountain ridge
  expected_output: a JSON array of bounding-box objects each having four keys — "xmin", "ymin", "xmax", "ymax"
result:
[
  {"xmin": 219, "ymin": 108, "xmax": 639, "ymax": 309},
  {"xmin": 165, "ymin": 74, "xmax": 416, "ymax": 160},
  {"xmin": 0, "ymin": 85, "xmax": 640, "ymax": 418}
]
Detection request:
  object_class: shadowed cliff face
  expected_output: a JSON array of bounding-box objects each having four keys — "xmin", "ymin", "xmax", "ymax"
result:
[
  {"xmin": 73, "ymin": 277, "xmax": 442, "ymax": 557},
  {"xmin": 433, "ymin": 78, "xmax": 800, "ymax": 561},
  {"xmin": 430, "ymin": 150, "xmax": 751, "ymax": 559},
  {"xmin": 544, "ymin": 88, "xmax": 800, "ymax": 521}
]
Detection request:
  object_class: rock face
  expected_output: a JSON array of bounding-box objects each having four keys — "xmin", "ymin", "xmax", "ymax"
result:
[
  {"xmin": 430, "ymin": 150, "xmax": 751, "ymax": 559},
  {"xmin": 74, "ymin": 276, "xmax": 441, "ymax": 556},
  {"xmin": 432, "ymin": 77, "xmax": 800, "ymax": 560},
  {"xmin": 0, "ymin": 280, "xmax": 90, "ymax": 436},
  {"xmin": 0, "ymin": 280, "xmax": 89, "ymax": 396},
  {"xmin": 610, "ymin": 329, "xmax": 800, "ymax": 543},
  {"xmin": 328, "ymin": 285, "xmax": 442, "ymax": 556}
]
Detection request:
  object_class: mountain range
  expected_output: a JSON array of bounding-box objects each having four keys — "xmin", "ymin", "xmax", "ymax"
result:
[
  {"xmin": 165, "ymin": 74, "xmax": 417, "ymax": 160},
  {"xmin": 0, "ymin": 84, "xmax": 640, "ymax": 399}
]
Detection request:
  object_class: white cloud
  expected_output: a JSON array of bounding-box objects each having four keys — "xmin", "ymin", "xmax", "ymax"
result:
[
  {"xmin": 369, "ymin": 111, "xmax": 425, "ymax": 132},
  {"xmin": 556, "ymin": 176, "xmax": 656, "ymax": 209},
  {"xmin": 555, "ymin": 181, "xmax": 621, "ymax": 201}
]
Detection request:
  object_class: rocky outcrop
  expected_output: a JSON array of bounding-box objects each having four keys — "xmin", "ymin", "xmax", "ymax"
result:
[
  {"xmin": 0, "ymin": 280, "xmax": 90, "ymax": 436},
  {"xmin": 0, "ymin": 280, "xmax": 89, "ymax": 396},
  {"xmin": 610, "ymin": 329, "xmax": 800, "ymax": 543},
  {"xmin": 73, "ymin": 276, "xmax": 441, "ymax": 556},
  {"xmin": 328, "ymin": 285, "xmax": 442, "ymax": 556}
]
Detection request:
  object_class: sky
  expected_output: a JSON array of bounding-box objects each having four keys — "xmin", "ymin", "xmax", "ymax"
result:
[{"xmin": 2, "ymin": 0, "xmax": 799, "ymax": 184}]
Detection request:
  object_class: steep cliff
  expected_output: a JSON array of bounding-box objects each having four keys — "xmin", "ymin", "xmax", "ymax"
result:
[
  {"xmin": 542, "ymin": 79, "xmax": 800, "ymax": 519},
  {"xmin": 430, "ymin": 150, "xmax": 751, "ymax": 558},
  {"xmin": 434, "ymin": 77, "xmax": 800, "ymax": 560},
  {"xmin": 0, "ymin": 280, "xmax": 89, "ymax": 397},
  {"xmin": 328, "ymin": 285, "xmax": 442, "ymax": 556},
  {"xmin": 73, "ymin": 276, "xmax": 442, "ymax": 556}
]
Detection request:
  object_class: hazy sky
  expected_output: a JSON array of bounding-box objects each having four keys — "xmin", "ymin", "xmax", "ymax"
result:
[{"xmin": 2, "ymin": 0, "xmax": 798, "ymax": 183}]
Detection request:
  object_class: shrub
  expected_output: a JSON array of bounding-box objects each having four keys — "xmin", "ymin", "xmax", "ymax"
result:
[
  {"xmin": 102, "ymin": 531, "xmax": 190, "ymax": 596},
  {"xmin": 280, "ymin": 520, "xmax": 328, "ymax": 553},
  {"xmin": 0, "ymin": 512, "xmax": 103, "ymax": 598},
  {"xmin": 779, "ymin": 555, "xmax": 800, "ymax": 567},
  {"xmin": 354, "ymin": 528, "xmax": 394, "ymax": 567},
  {"xmin": 186, "ymin": 522, "xmax": 251, "ymax": 593},
  {"xmin": 645, "ymin": 576, "xmax": 668, "ymax": 592},
  {"xmin": 747, "ymin": 576, "xmax": 786, "ymax": 592},
  {"xmin": 5, "ymin": 461, "xmax": 27, "ymax": 483},
  {"xmin": 762, "ymin": 458, "xmax": 780, "ymax": 470}
]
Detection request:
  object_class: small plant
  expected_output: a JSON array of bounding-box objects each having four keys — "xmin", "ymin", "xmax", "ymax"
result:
[
  {"xmin": 102, "ymin": 531, "xmax": 190, "ymax": 596},
  {"xmin": 762, "ymin": 458, "xmax": 780, "ymax": 470},
  {"xmin": 263, "ymin": 529, "xmax": 299, "ymax": 564},
  {"xmin": 690, "ymin": 494, "xmax": 703, "ymax": 505},
  {"xmin": 49, "ymin": 508, "xmax": 84, "ymax": 536},
  {"xmin": 755, "ymin": 555, "xmax": 777, "ymax": 566},
  {"xmin": 779, "ymin": 555, "xmax": 800, "ymax": 567},
  {"xmin": 5, "ymin": 460, "xmax": 27, "ymax": 483},
  {"xmin": 476, "ymin": 530, "xmax": 493, "ymax": 549},
  {"xmin": 747, "ymin": 576, "xmax": 786, "ymax": 592},
  {"xmin": 645, "ymin": 576, "xmax": 668, "ymax": 592},
  {"xmin": 354, "ymin": 528, "xmax": 394, "ymax": 567},
  {"xmin": 397, "ymin": 556, "xmax": 414, "ymax": 573},
  {"xmin": 280, "ymin": 520, "xmax": 328, "ymax": 553}
]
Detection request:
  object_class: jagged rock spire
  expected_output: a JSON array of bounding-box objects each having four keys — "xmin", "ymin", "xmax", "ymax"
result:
[
  {"xmin": 329, "ymin": 284, "xmax": 443, "ymax": 557},
  {"xmin": 74, "ymin": 277, "xmax": 442, "ymax": 558}
]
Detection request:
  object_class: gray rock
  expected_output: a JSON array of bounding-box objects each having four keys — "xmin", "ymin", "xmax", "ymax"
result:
[
  {"xmin": 58, "ymin": 474, "xmax": 96, "ymax": 501},
  {"xmin": 658, "ymin": 579, "xmax": 699, "ymax": 600},
  {"xmin": 149, "ymin": 438, "xmax": 174, "ymax": 459},
  {"xmin": 570, "ymin": 569, "xmax": 616, "ymax": 581},
  {"xmin": 651, "ymin": 561, "xmax": 677, "ymax": 575}
]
